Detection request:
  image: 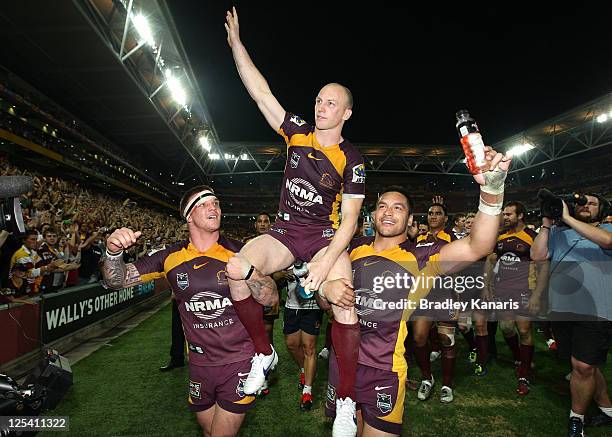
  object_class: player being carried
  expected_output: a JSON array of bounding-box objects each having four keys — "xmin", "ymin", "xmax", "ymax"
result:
[{"xmin": 224, "ymin": 7, "xmax": 365, "ymax": 436}]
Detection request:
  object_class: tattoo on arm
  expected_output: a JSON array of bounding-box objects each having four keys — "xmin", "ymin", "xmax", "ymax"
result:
[
  {"xmin": 101, "ymin": 257, "xmax": 142, "ymax": 289},
  {"xmin": 246, "ymin": 275, "xmax": 279, "ymax": 307}
]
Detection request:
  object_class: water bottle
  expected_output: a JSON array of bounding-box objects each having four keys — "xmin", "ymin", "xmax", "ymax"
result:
[
  {"xmin": 292, "ymin": 260, "xmax": 314, "ymax": 299},
  {"xmin": 456, "ymin": 110, "xmax": 487, "ymax": 174}
]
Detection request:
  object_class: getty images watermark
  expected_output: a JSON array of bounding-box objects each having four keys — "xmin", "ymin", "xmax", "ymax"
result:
[{"xmin": 362, "ymin": 271, "xmax": 521, "ymax": 312}]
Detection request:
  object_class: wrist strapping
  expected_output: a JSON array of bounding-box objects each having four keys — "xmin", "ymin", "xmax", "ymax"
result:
[
  {"xmin": 106, "ymin": 249, "xmax": 124, "ymax": 258},
  {"xmin": 478, "ymin": 168, "xmax": 507, "ymax": 215}
]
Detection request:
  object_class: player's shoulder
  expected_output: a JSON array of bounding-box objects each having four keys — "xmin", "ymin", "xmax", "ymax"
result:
[
  {"xmin": 282, "ymin": 112, "xmax": 313, "ymax": 135},
  {"xmin": 523, "ymin": 227, "xmax": 538, "ymax": 240},
  {"xmin": 437, "ymin": 230, "xmax": 455, "ymax": 243},
  {"xmin": 218, "ymin": 235, "xmax": 245, "ymax": 254},
  {"xmin": 339, "ymin": 139, "xmax": 363, "ymax": 162},
  {"xmin": 155, "ymin": 239, "xmax": 189, "ymax": 259},
  {"xmin": 349, "ymin": 236, "xmax": 374, "ymax": 252}
]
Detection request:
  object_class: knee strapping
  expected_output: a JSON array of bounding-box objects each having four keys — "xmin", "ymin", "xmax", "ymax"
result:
[{"xmin": 438, "ymin": 325, "xmax": 456, "ymax": 347}]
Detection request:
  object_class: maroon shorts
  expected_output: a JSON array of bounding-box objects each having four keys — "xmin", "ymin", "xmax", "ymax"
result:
[
  {"xmin": 325, "ymin": 350, "xmax": 405, "ymax": 435},
  {"xmin": 188, "ymin": 359, "xmax": 256, "ymax": 414},
  {"xmin": 268, "ymin": 219, "xmax": 334, "ymax": 262}
]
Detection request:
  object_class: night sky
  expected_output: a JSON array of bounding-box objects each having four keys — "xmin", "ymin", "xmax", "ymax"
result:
[{"xmin": 169, "ymin": 3, "xmax": 611, "ymax": 146}]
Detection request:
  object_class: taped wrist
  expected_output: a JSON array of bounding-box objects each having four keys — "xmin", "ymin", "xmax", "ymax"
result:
[{"xmin": 478, "ymin": 168, "xmax": 507, "ymax": 216}]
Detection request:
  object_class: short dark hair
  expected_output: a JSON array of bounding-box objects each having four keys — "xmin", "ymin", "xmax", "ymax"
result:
[
  {"xmin": 379, "ymin": 186, "xmax": 413, "ymax": 213},
  {"xmin": 429, "ymin": 203, "xmax": 447, "ymax": 216},
  {"xmin": 23, "ymin": 229, "xmax": 38, "ymax": 241},
  {"xmin": 454, "ymin": 213, "xmax": 466, "ymax": 224},
  {"xmin": 179, "ymin": 185, "xmax": 214, "ymax": 218},
  {"xmin": 44, "ymin": 227, "xmax": 58, "ymax": 237},
  {"xmin": 256, "ymin": 212, "xmax": 272, "ymax": 221},
  {"xmin": 504, "ymin": 201, "xmax": 527, "ymax": 221}
]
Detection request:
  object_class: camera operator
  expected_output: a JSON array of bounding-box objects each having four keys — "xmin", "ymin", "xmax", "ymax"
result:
[{"xmin": 531, "ymin": 193, "xmax": 612, "ymax": 435}]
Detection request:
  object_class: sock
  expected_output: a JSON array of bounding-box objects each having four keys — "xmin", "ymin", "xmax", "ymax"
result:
[
  {"xmin": 599, "ymin": 406, "xmax": 612, "ymax": 417},
  {"xmin": 570, "ymin": 410, "xmax": 585, "ymax": 421},
  {"xmin": 487, "ymin": 321, "xmax": 498, "ymax": 357},
  {"xmin": 300, "ymin": 367, "xmax": 304, "ymax": 374},
  {"xmin": 414, "ymin": 345, "xmax": 432, "ymax": 380},
  {"xmin": 303, "ymin": 385, "xmax": 312, "ymax": 395},
  {"xmin": 503, "ymin": 333, "xmax": 521, "ymax": 362},
  {"xmin": 332, "ymin": 321, "xmax": 360, "ymax": 400},
  {"xmin": 429, "ymin": 325, "xmax": 441, "ymax": 353},
  {"xmin": 232, "ymin": 295, "xmax": 272, "ymax": 355},
  {"xmin": 518, "ymin": 344, "xmax": 534, "ymax": 378},
  {"xmin": 475, "ymin": 334, "xmax": 489, "ymax": 365},
  {"xmin": 461, "ymin": 329, "xmax": 477, "ymax": 351},
  {"xmin": 441, "ymin": 345, "xmax": 456, "ymax": 387}
]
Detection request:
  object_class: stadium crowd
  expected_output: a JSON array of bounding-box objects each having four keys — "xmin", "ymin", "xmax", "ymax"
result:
[{"xmin": 0, "ymin": 153, "xmax": 183, "ymax": 300}]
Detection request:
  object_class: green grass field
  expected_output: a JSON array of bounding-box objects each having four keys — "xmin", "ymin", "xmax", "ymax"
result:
[{"xmin": 45, "ymin": 301, "xmax": 611, "ymax": 436}]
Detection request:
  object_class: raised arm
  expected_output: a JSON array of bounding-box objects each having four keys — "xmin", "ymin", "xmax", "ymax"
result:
[
  {"xmin": 439, "ymin": 146, "xmax": 511, "ymax": 273},
  {"xmin": 225, "ymin": 7, "xmax": 285, "ymax": 131},
  {"xmin": 101, "ymin": 227, "xmax": 144, "ymax": 289}
]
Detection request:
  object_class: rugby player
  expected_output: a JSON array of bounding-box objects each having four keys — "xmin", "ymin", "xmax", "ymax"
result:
[
  {"xmin": 485, "ymin": 201, "xmax": 548, "ymax": 395},
  {"xmin": 100, "ymin": 186, "xmax": 278, "ymax": 436},
  {"xmin": 225, "ymin": 8, "xmax": 365, "ymax": 434},
  {"xmin": 321, "ymin": 152, "xmax": 512, "ymax": 434}
]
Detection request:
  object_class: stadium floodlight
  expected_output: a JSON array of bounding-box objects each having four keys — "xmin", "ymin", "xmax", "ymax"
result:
[
  {"xmin": 596, "ymin": 114, "xmax": 608, "ymax": 123},
  {"xmin": 132, "ymin": 14, "xmax": 155, "ymax": 47},
  {"xmin": 240, "ymin": 153, "xmax": 249, "ymax": 160},
  {"xmin": 177, "ymin": 182, "xmax": 185, "ymax": 186},
  {"xmin": 198, "ymin": 134, "xmax": 211, "ymax": 152},
  {"xmin": 507, "ymin": 143, "xmax": 534, "ymax": 157},
  {"xmin": 224, "ymin": 153, "xmax": 237, "ymax": 160},
  {"xmin": 209, "ymin": 153, "xmax": 221, "ymax": 160},
  {"xmin": 167, "ymin": 75, "xmax": 187, "ymax": 106}
]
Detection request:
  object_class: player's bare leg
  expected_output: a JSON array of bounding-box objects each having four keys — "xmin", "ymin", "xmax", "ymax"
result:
[{"xmin": 226, "ymin": 234, "xmax": 294, "ymax": 394}]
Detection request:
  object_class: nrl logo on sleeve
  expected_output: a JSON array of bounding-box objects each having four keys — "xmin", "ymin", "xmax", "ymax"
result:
[
  {"xmin": 352, "ymin": 163, "xmax": 366, "ymax": 183},
  {"xmin": 290, "ymin": 151, "xmax": 301, "ymax": 169},
  {"xmin": 290, "ymin": 114, "xmax": 306, "ymax": 126},
  {"xmin": 177, "ymin": 272, "xmax": 189, "ymax": 290},
  {"xmin": 377, "ymin": 393, "xmax": 393, "ymax": 414}
]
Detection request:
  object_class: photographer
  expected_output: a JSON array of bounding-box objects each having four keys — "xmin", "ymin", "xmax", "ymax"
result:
[{"xmin": 531, "ymin": 193, "xmax": 612, "ymax": 435}]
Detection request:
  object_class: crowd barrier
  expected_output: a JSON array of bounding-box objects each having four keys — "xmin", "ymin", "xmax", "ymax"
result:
[{"xmin": 0, "ymin": 278, "xmax": 170, "ymax": 371}]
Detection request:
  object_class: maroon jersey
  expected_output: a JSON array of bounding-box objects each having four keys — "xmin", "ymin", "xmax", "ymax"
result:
[
  {"xmin": 277, "ymin": 112, "xmax": 365, "ymax": 228},
  {"xmin": 494, "ymin": 227, "xmax": 537, "ymax": 293},
  {"xmin": 134, "ymin": 236, "xmax": 255, "ymax": 366},
  {"xmin": 350, "ymin": 236, "xmax": 445, "ymax": 373}
]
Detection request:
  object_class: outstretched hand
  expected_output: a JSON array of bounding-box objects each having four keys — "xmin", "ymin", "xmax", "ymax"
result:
[
  {"xmin": 472, "ymin": 146, "xmax": 512, "ymax": 185},
  {"xmin": 224, "ymin": 7, "xmax": 240, "ymax": 47}
]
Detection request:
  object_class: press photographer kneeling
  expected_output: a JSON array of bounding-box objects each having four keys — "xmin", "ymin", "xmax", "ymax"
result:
[{"xmin": 531, "ymin": 190, "xmax": 612, "ymax": 436}]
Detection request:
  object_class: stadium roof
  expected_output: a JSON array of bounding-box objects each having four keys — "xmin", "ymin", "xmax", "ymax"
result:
[{"xmin": 0, "ymin": 0, "xmax": 217, "ymax": 193}]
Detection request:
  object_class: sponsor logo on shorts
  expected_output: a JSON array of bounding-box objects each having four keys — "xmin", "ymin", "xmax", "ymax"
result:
[
  {"xmin": 189, "ymin": 380, "xmax": 202, "ymax": 399},
  {"xmin": 290, "ymin": 114, "xmax": 306, "ymax": 126},
  {"xmin": 286, "ymin": 178, "xmax": 323, "ymax": 207},
  {"xmin": 326, "ymin": 383, "xmax": 336, "ymax": 404},
  {"xmin": 377, "ymin": 393, "xmax": 393, "ymax": 414},
  {"xmin": 375, "ymin": 385, "xmax": 392, "ymax": 391},
  {"xmin": 290, "ymin": 151, "xmax": 301, "ymax": 169},
  {"xmin": 238, "ymin": 372, "xmax": 249, "ymax": 377},
  {"xmin": 322, "ymin": 228, "xmax": 335, "ymax": 238},
  {"xmin": 236, "ymin": 378, "xmax": 246, "ymax": 398},
  {"xmin": 184, "ymin": 291, "xmax": 233, "ymax": 320},
  {"xmin": 351, "ymin": 163, "xmax": 366, "ymax": 184},
  {"xmin": 177, "ymin": 272, "xmax": 189, "ymax": 290},
  {"xmin": 189, "ymin": 343, "xmax": 205, "ymax": 354},
  {"xmin": 319, "ymin": 173, "xmax": 334, "ymax": 188}
]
